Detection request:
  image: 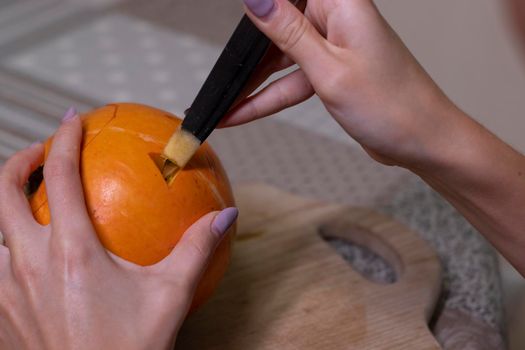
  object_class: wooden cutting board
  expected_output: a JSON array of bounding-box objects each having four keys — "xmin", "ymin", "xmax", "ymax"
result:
[{"xmin": 176, "ymin": 184, "xmax": 442, "ymax": 349}]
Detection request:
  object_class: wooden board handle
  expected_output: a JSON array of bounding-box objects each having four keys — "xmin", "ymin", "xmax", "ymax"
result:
[
  {"xmin": 318, "ymin": 208, "xmax": 442, "ymax": 321},
  {"xmin": 176, "ymin": 184, "xmax": 443, "ymax": 349}
]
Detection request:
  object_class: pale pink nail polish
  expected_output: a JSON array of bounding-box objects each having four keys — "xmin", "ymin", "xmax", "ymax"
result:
[
  {"xmin": 212, "ymin": 207, "xmax": 239, "ymax": 236},
  {"xmin": 244, "ymin": 0, "xmax": 275, "ymax": 18},
  {"xmin": 62, "ymin": 107, "xmax": 78, "ymax": 122}
]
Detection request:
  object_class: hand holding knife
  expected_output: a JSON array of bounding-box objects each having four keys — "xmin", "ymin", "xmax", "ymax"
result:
[{"xmin": 160, "ymin": 1, "xmax": 303, "ymax": 183}]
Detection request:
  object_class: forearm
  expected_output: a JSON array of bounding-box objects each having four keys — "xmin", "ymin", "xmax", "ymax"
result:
[
  {"xmin": 412, "ymin": 108, "xmax": 525, "ymax": 275},
  {"xmin": 237, "ymin": 0, "xmax": 525, "ymax": 273}
]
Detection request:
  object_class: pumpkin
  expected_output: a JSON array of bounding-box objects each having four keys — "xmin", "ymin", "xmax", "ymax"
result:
[{"xmin": 28, "ymin": 103, "xmax": 235, "ymax": 310}]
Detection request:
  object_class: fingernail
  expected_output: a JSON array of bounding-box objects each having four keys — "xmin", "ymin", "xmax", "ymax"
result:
[
  {"xmin": 62, "ymin": 107, "xmax": 78, "ymax": 122},
  {"xmin": 212, "ymin": 207, "xmax": 239, "ymax": 236},
  {"xmin": 244, "ymin": 0, "xmax": 275, "ymax": 18}
]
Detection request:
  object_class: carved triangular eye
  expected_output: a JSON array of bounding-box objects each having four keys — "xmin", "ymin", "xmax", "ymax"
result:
[
  {"xmin": 160, "ymin": 157, "xmax": 180, "ymax": 185},
  {"xmin": 161, "ymin": 127, "xmax": 201, "ymax": 184},
  {"xmin": 149, "ymin": 153, "xmax": 180, "ymax": 186},
  {"xmin": 24, "ymin": 165, "xmax": 44, "ymax": 197},
  {"xmin": 149, "ymin": 152, "xmax": 165, "ymax": 173}
]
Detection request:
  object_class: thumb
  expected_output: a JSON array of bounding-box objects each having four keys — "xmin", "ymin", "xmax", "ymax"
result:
[
  {"xmin": 157, "ymin": 208, "xmax": 238, "ymax": 290},
  {"xmin": 243, "ymin": 0, "xmax": 329, "ymax": 77}
]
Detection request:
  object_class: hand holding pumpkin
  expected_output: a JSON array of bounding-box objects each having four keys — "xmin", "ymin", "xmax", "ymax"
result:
[{"xmin": 0, "ymin": 111, "xmax": 237, "ymax": 350}]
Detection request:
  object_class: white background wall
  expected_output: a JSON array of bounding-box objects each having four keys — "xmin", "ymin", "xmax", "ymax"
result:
[
  {"xmin": 375, "ymin": 1, "xmax": 525, "ymax": 347},
  {"xmin": 377, "ymin": 0, "xmax": 525, "ymax": 152}
]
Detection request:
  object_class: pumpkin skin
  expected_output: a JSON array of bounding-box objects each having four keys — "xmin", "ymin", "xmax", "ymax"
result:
[{"xmin": 29, "ymin": 103, "xmax": 235, "ymax": 310}]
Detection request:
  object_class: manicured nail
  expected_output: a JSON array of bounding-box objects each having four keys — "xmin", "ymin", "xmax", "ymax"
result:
[
  {"xmin": 62, "ymin": 107, "xmax": 78, "ymax": 122},
  {"xmin": 244, "ymin": 0, "xmax": 275, "ymax": 18},
  {"xmin": 212, "ymin": 207, "xmax": 239, "ymax": 236}
]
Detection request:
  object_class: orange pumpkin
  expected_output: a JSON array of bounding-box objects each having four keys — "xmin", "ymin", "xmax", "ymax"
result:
[{"xmin": 29, "ymin": 103, "xmax": 235, "ymax": 310}]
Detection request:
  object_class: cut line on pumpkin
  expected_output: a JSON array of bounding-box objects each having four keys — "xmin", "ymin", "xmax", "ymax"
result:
[
  {"xmin": 83, "ymin": 104, "xmax": 120, "ymax": 151},
  {"xmin": 24, "ymin": 104, "xmax": 120, "ymax": 208}
]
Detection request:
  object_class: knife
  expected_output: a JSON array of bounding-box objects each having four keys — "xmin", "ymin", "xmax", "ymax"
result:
[{"xmin": 160, "ymin": 1, "xmax": 303, "ymax": 183}]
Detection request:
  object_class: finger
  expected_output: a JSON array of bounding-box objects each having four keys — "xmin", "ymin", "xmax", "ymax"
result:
[
  {"xmin": 155, "ymin": 208, "xmax": 238, "ymax": 292},
  {"xmin": 221, "ymin": 68, "xmax": 314, "ymax": 127},
  {"xmin": 243, "ymin": 0, "xmax": 331, "ymax": 81},
  {"xmin": 0, "ymin": 143, "xmax": 45, "ymax": 246},
  {"xmin": 43, "ymin": 108, "xmax": 93, "ymax": 238}
]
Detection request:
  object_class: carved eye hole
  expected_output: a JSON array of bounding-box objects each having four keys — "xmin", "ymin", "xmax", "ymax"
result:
[{"xmin": 24, "ymin": 165, "xmax": 44, "ymax": 197}]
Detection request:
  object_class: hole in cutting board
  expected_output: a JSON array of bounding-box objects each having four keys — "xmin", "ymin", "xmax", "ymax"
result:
[{"xmin": 319, "ymin": 225, "xmax": 398, "ymax": 284}]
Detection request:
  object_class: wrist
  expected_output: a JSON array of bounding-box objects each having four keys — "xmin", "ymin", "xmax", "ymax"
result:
[
  {"xmin": 402, "ymin": 100, "xmax": 479, "ymax": 175},
  {"xmin": 407, "ymin": 104, "xmax": 522, "ymax": 191}
]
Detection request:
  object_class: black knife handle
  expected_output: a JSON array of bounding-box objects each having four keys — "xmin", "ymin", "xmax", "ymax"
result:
[{"xmin": 181, "ymin": 14, "xmax": 271, "ymax": 142}]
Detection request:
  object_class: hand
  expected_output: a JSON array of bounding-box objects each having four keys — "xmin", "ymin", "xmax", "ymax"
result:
[
  {"xmin": 507, "ymin": 0, "xmax": 525, "ymax": 44},
  {"xmin": 0, "ymin": 113, "xmax": 238, "ymax": 349},
  {"xmin": 226, "ymin": 0, "xmax": 525, "ymax": 275},
  {"xmin": 223, "ymin": 0, "xmax": 466, "ymax": 168}
]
